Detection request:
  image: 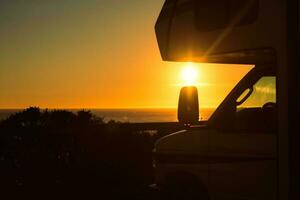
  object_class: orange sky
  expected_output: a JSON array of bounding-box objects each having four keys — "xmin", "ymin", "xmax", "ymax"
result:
[{"xmin": 0, "ymin": 0, "xmax": 252, "ymax": 109}]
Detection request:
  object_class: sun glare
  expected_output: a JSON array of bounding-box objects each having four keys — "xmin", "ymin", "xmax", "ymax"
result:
[{"xmin": 181, "ymin": 62, "xmax": 199, "ymax": 86}]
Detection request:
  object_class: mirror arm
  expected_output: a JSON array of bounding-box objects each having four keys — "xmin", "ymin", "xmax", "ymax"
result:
[{"xmin": 236, "ymin": 87, "xmax": 253, "ymax": 106}]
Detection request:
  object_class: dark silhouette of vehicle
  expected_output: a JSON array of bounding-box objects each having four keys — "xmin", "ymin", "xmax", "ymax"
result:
[{"xmin": 152, "ymin": 0, "xmax": 298, "ymax": 199}]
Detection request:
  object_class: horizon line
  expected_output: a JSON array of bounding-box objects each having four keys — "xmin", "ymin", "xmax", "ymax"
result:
[{"xmin": 0, "ymin": 106, "xmax": 217, "ymax": 110}]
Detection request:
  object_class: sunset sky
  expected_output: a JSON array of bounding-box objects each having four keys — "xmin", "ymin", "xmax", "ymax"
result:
[{"xmin": 0, "ymin": 0, "xmax": 252, "ymax": 109}]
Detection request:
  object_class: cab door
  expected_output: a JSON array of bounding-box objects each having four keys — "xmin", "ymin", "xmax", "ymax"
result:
[{"xmin": 210, "ymin": 75, "xmax": 277, "ymax": 200}]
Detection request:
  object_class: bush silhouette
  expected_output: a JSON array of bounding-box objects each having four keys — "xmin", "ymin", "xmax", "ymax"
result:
[{"xmin": 0, "ymin": 107, "xmax": 174, "ymax": 198}]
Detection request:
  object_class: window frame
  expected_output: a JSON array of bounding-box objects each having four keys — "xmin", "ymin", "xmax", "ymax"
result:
[{"xmin": 209, "ymin": 65, "xmax": 276, "ymax": 130}]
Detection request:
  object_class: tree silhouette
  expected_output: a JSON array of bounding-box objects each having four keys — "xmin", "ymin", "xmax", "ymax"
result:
[{"xmin": 0, "ymin": 107, "xmax": 168, "ymax": 198}]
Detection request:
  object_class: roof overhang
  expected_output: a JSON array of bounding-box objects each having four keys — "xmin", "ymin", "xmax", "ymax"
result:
[{"xmin": 155, "ymin": 0, "xmax": 286, "ymax": 65}]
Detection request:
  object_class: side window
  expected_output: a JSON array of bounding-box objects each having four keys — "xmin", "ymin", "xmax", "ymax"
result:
[
  {"xmin": 235, "ymin": 76, "xmax": 277, "ymax": 132},
  {"xmin": 238, "ymin": 76, "xmax": 276, "ymax": 109}
]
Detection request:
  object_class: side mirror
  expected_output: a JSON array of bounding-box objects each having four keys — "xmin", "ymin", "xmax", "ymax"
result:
[{"xmin": 178, "ymin": 86, "xmax": 199, "ymax": 124}]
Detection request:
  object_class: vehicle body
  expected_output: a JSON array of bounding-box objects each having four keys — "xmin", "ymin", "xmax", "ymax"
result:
[
  {"xmin": 153, "ymin": 0, "xmax": 299, "ymax": 199},
  {"xmin": 153, "ymin": 65, "xmax": 277, "ymax": 200}
]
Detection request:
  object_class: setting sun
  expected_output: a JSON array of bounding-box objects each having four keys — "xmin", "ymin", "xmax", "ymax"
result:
[{"xmin": 181, "ymin": 62, "xmax": 199, "ymax": 86}]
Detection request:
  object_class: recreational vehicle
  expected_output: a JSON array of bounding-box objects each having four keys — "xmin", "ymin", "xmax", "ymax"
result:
[{"xmin": 153, "ymin": 0, "xmax": 298, "ymax": 199}]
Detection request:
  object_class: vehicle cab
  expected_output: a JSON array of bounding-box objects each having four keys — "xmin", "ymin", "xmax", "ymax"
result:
[{"xmin": 153, "ymin": 65, "xmax": 277, "ymax": 200}]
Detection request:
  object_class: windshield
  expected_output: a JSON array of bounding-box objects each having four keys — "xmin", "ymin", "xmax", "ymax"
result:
[{"xmin": 190, "ymin": 63, "xmax": 253, "ymax": 120}]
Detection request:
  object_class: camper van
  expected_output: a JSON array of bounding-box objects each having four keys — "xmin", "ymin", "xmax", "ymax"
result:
[{"xmin": 152, "ymin": 0, "xmax": 298, "ymax": 199}]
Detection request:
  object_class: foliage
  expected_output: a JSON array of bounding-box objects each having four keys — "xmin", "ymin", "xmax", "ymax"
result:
[{"xmin": 0, "ymin": 107, "xmax": 164, "ymax": 198}]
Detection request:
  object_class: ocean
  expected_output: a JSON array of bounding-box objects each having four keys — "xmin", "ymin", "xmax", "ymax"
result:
[{"xmin": 0, "ymin": 108, "xmax": 215, "ymax": 123}]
